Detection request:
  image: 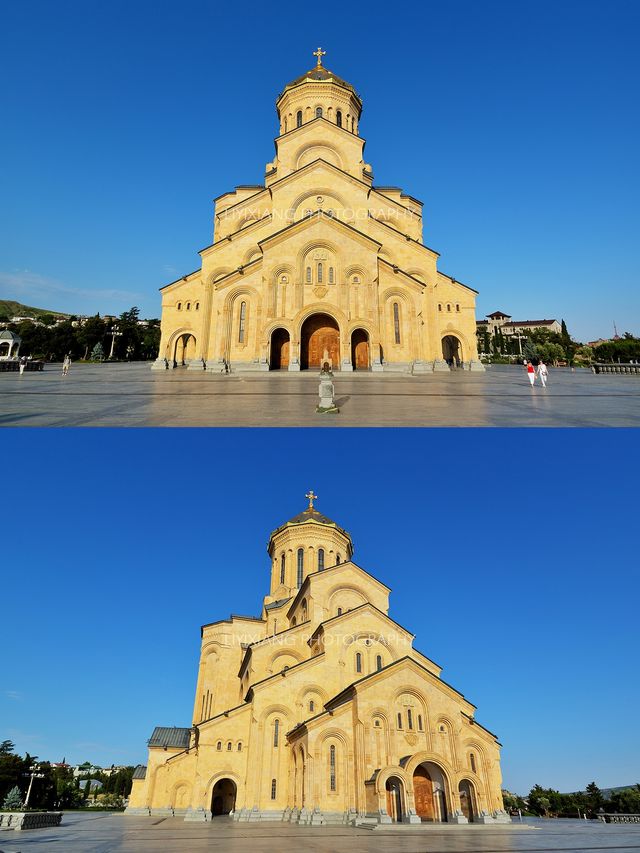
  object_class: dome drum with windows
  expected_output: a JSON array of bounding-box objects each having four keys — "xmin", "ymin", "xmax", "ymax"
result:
[
  {"xmin": 151, "ymin": 49, "xmax": 485, "ymax": 375},
  {"xmin": 126, "ymin": 494, "xmax": 509, "ymax": 825}
]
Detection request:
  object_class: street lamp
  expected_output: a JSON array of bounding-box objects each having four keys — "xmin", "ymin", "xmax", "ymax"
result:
[
  {"xmin": 23, "ymin": 764, "xmax": 44, "ymax": 808},
  {"xmin": 108, "ymin": 325, "xmax": 122, "ymax": 359}
]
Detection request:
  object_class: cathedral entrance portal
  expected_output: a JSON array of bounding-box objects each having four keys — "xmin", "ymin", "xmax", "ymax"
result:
[
  {"xmin": 350, "ymin": 328, "xmax": 370, "ymax": 370},
  {"xmin": 211, "ymin": 778, "xmax": 236, "ymax": 816},
  {"xmin": 413, "ymin": 763, "xmax": 448, "ymax": 822},
  {"xmin": 442, "ymin": 335, "xmax": 462, "ymax": 368},
  {"xmin": 270, "ymin": 328, "xmax": 290, "ymax": 369},
  {"xmin": 458, "ymin": 779, "xmax": 477, "ymax": 822},
  {"xmin": 301, "ymin": 313, "xmax": 340, "ymax": 370},
  {"xmin": 385, "ymin": 776, "xmax": 405, "ymax": 822},
  {"xmin": 172, "ymin": 333, "xmax": 196, "ymax": 367}
]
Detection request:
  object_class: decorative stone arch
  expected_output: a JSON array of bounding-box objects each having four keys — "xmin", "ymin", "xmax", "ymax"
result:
[
  {"xmin": 296, "ymin": 238, "xmax": 341, "ymax": 282},
  {"xmin": 403, "ymin": 752, "xmax": 456, "ymax": 821},
  {"xmin": 206, "ymin": 267, "xmax": 233, "ymax": 287},
  {"xmin": 375, "ymin": 765, "xmax": 410, "ymax": 795},
  {"xmin": 269, "ymin": 648, "xmax": 304, "ymax": 673},
  {"xmin": 327, "ymin": 583, "xmax": 367, "ymax": 616},
  {"xmin": 242, "ymin": 246, "xmax": 262, "ymax": 265},
  {"xmin": 405, "ymin": 268, "xmax": 429, "ymax": 284},
  {"xmin": 441, "ymin": 327, "xmax": 471, "ymax": 365},
  {"xmin": 170, "ymin": 780, "xmax": 192, "ymax": 810},
  {"xmin": 294, "ymin": 304, "xmax": 347, "ymax": 370},
  {"xmin": 295, "ymin": 143, "xmax": 344, "ymax": 171},
  {"xmin": 165, "ymin": 327, "xmax": 197, "ymax": 365},
  {"xmin": 204, "ymin": 770, "xmax": 242, "ymax": 814},
  {"xmin": 290, "ymin": 187, "xmax": 349, "ymax": 221},
  {"xmin": 457, "ymin": 777, "xmax": 479, "ymax": 822},
  {"xmin": 295, "ymin": 683, "xmax": 328, "ymax": 711},
  {"xmin": 392, "ymin": 686, "xmax": 429, "ymax": 734},
  {"xmin": 221, "ymin": 284, "xmax": 261, "ymax": 361},
  {"xmin": 460, "ymin": 739, "xmax": 487, "ymax": 781}
]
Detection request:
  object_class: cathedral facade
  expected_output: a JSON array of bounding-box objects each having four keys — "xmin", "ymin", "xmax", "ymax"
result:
[
  {"xmin": 153, "ymin": 50, "xmax": 484, "ymax": 374},
  {"xmin": 126, "ymin": 495, "xmax": 508, "ymax": 825}
]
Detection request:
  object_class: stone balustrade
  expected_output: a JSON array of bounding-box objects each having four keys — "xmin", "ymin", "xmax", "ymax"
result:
[
  {"xmin": 0, "ymin": 811, "xmax": 63, "ymax": 830},
  {"xmin": 592, "ymin": 363, "xmax": 640, "ymax": 374},
  {"xmin": 598, "ymin": 813, "xmax": 640, "ymax": 823}
]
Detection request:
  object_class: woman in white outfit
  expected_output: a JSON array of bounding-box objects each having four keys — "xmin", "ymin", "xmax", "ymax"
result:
[{"xmin": 538, "ymin": 361, "xmax": 548, "ymax": 387}]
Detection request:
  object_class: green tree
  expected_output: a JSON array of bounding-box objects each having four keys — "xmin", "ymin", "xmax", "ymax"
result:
[
  {"xmin": 585, "ymin": 781, "xmax": 603, "ymax": 815},
  {"xmin": 90, "ymin": 342, "xmax": 105, "ymax": 361},
  {"xmin": 3, "ymin": 785, "xmax": 23, "ymax": 809},
  {"xmin": 523, "ymin": 338, "xmax": 538, "ymax": 362}
]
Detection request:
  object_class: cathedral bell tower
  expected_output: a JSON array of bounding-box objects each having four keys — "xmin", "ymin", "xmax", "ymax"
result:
[
  {"xmin": 275, "ymin": 48, "xmax": 363, "ymax": 136},
  {"xmin": 266, "ymin": 491, "xmax": 353, "ymax": 600}
]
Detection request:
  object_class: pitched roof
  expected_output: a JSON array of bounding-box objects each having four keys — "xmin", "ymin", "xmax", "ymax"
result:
[
  {"xmin": 148, "ymin": 727, "xmax": 191, "ymax": 749},
  {"xmin": 504, "ymin": 319, "xmax": 557, "ymax": 326},
  {"xmin": 132, "ymin": 765, "xmax": 147, "ymax": 780}
]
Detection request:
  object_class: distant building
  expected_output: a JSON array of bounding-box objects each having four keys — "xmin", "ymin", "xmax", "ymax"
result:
[{"xmin": 477, "ymin": 312, "xmax": 562, "ymax": 338}]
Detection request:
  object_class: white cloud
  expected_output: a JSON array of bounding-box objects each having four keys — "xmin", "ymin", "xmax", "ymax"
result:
[
  {"xmin": 0, "ymin": 269, "xmax": 147, "ymax": 315},
  {"xmin": 5, "ymin": 690, "xmax": 22, "ymax": 701}
]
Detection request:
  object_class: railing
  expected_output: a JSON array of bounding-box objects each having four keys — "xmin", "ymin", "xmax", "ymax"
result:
[
  {"xmin": 592, "ymin": 363, "xmax": 640, "ymax": 375},
  {"xmin": 0, "ymin": 360, "xmax": 45, "ymax": 372}
]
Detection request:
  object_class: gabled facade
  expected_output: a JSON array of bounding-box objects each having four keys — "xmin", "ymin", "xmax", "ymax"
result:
[
  {"xmin": 153, "ymin": 51, "xmax": 484, "ymax": 374},
  {"xmin": 126, "ymin": 496, "xmax": 509, "ymax": 825}
]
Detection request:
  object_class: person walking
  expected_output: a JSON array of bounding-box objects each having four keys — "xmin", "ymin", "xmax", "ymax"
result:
[
  {"xmin": 19, "ymin": 355, "xmax": 27, "ymax": 375},
  {"xmin": 538, "ymin": 360, "xmax": 548, "ymax": 388},
  {"xmin": 62, "ymin": 354, "xmax": 71, "ymax": 376},
  {"xmin": 525, "ymin": 360, "xmax": 536, "ymax": 387}
]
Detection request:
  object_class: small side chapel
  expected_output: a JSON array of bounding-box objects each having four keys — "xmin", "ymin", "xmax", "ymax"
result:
[
  {"xmin": 126, "ymin": 494, "xmax": 509, "ymax": 825},
  {"xmin": 152, "ymin": 49, "xmax": 485, "ymax": 374}
]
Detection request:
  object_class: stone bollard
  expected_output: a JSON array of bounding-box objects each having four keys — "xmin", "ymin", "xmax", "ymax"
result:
[{"xmin": 317, "ymin": 365, "xmax": 339, "ymax": 414}]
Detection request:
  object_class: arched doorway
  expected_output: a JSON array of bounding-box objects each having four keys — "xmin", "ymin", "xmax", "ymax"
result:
[
  {"xmin": 351, "ymin": 328, "xmax": 370, "ymax": 370},
  {"xmin": 270, "ymin": 328, "xmax": 290, "ymax": 369},
  {"xmin": 442, "ymin": 335, "xmax": 462, "ymax": 368},
  {"xmin": 210, "ymin": 778, "xmax": 236, "ymax": 816},
  {"xmin": 413, "ymin": 762, "xmax": 449, "ymax": 822},
  {"xmin": 385, "ymin": 776, "xmax": 404, "ymax": 822},
  {"xmin": 301, "ymin": 313, "xmax": 340, "ymax": 370},
  {"xmin": 458, "ymin": 779, "xmax": 477, "ymax": 822},
  {"xmin": 172, "ymin": 333, "xmax": 196, "ymax": 366}
]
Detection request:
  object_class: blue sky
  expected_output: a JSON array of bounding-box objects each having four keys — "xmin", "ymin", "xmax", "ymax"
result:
[
  {"xmin": 1, "ymin": 0, "xmax": 639, "ymax": 341},
  {"xmin": 1, "ymin": 428, "xmax": 638, "ymax": 795}
]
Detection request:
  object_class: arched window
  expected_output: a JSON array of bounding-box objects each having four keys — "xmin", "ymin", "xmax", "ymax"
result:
[
  {"xmin": 271, "ymin": 778, "xmax": 277, "ymax": 800},
  {"xmin": 280, "ymin": 553, "xmax": 285, "ymax": 584},
  {"xmin": 393, "ymin": 302, "xmax": 401, "ymax": 344},
  {"xmin": 195, "ymin": 302, "xmax": 200, "ymax": 310},
  {"xmin": 186, "ymin": 302, "xmax": 191, "ymax": 310},
  {"xmin": 317, "ymin": 262, "xmax": 323, "ymax": 283},
  {"xmin": 291, "ymin": 617, "xmax": 297, "ymax": 626},
  {"xmin": 177, "ymin": 302, "xmax": 182, "ymax": 310},
  {"xmin": 336, "ymin": 110, "xmax": 342, "ymax": 127},
  {"xmin": 274, "ymin": 719, "xmax": 280, "ymax": 747},
  {"xmin": 470, "ymin": 753, "xmax": 477, "ymax": 773},
  {"xmin": 238, "ymin": 301, "xmax": 246, "ymax": 343},
  {"xmin": 284, "ymin": 117, "xmax": 288, "ymax": 132},
  {"xmin": 306, "ymin": 266, "xmax": 312, "ymax": 283},
  {"xmin": 376, "ymin": 654, "xmax": 383, "ymax": 672},
  {"xmin": 407, "ymin": 709, "xmax": 413, "ymax": 730},
  {"xmin": 297, "ymin": 110, "xmax": 302, "ymax": 127},
  {"xmin": 297, "ymin": 548, "xmax": 304, "ymax": 586},
  {"xmin": 418, "ymin": 714, "xmax": 423, "ymax": 731},
  {"xmin": 227, "ymin": 741, "xmax": 232, "ymax": 751},
  {"xmin": 328, "ymin": 267, "xmax": 334, "ymax": 284},
  {"xmin": 456, "ymin": 303, "xmax": 460, "ymax": 312},
  {"xmin": 217, "ymin": 741, "xmax": 222, "ymax": 751},
  {"xmin": 309, "ymin": 699, "xmax": 315, "ymax": 712},
  {"xmin": 397, "ymin": 712, "xmax": 403, "ymax": 730},
  {"xmin": 318, "ymin": 548, "xmax": 325, "ymax": 571},
  {"xmin": 447, "ymin": 303, "xmax": 451, "ymax": 312},
  {"xmin": 337, "ymin": 607, "xmax": 342, "ymax": 616},
  {"xmin": 329, "ymin": 744, "xmax": 336, "ymax": 791},
  {"xmin": 438, "ymin": 303, "xmax": 442, "ymax": 312},
  {"xmin": 316, "ymin": 106, "xmax": 323, "ymax": 118},
  {"xmin": 356, "ymin": 652, "xmax": 362, "ymax": 673},
  {"xmin": 336, "ymin": 554, "xmax": 341, "ymax": 564},
  {"xmin": 237, "ymin": 742, "xmax": 242, "ymax": 751},
  {"xmin": 374, "ymin": 719, "xmax": 380, "ymax": 727}
]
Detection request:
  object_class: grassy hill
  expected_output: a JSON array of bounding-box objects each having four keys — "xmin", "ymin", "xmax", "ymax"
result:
[{"xmin": 0, "ymin": 300, "xmax": 70, "ymax": 320}]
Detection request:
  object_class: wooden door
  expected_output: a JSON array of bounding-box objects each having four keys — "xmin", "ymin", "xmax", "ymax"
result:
[
  {"xmin": 271, "ymin": 329, "xmax": 290, "ymax": 369},
  {"xmin": 413, "ymin": 768, "xmax": 435, "ymax": 821},
  {"xmin": 302, "ymin": 315, "xmax": 339, "ymax": 369},
  {"xmin": 351, "ymin": 329, "xmax": 369, "ymax": 369}
]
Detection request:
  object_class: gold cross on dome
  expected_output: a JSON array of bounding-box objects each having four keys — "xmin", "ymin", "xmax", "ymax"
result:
[
  {"xmin": 305, "ymin": 490, "xmax": 318, "ymax": 509},
  {"xmin": 313, "ymin": 47, "xmax": 326, "ymax": 68}
]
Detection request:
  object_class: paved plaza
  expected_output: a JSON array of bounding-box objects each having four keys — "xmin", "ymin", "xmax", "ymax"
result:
[
  {"xmin": 1, "ymin": 814, "xmax": 639, "ymax": 853},
  {"xmin": 0, "ymin": 362, "xmax": 638, "ymax": 427}
]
